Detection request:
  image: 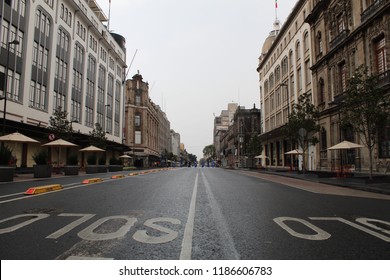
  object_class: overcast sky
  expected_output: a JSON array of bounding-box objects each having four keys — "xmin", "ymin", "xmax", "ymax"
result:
[{"xmin": 96, "ymin": 0, "xmax": 298, "ymax": 159}]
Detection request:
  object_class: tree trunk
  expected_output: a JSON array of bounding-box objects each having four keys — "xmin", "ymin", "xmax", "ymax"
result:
[{"xmin": 368, "ymin": 148, "xmax": 373, "ymax": 180}]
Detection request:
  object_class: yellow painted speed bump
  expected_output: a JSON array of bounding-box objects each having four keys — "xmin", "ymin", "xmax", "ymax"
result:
[
  {"xmin": 111, "ymin": 174, "xmax": 124, "ymax": 179},
  {"xmin": 24, "ymin": 184, "xmax": 63, "ymax": 195},
  {"xmin": 82, "ymin": 178, "xmax": 103, "ymax": 184},
  {"xmin": 129, "ymin": 172, "xmax": 139, "ymax": 176}
]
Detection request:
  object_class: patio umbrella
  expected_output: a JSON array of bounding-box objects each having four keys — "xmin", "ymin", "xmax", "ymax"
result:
[
  {"xmin": 285, "ymin": 149, "xmax": 303, "ymax": 155},
  {"xmin": 119, "ymin": 154, "xmax": 132, "ymax": 159},
  {"xmin": 328, "ymin": 141, "xmax": 364, "ymax": 174},
  {"xmin": 79, "ymin": 145, "xmax": 105, "ymax": 152},
  {"xmin": 79, "ymin": 145, "xmax": 105, "ymax": 167},
  {"xmin": 0, "ymin": 132, "xmax": 40, "ymax": 167},
  {"xmin": 42, "ymin": 139, "xmax": 78, "ymax": 169},
  {"xmin": 327, "ymin": 140, "xmax": 364, "ymax": 150},
  {"xmin": 254, "ymin": 155, "xmax": 269, "ymax": 159},
  {"xmin": 0, "ymin": 132, "xmax": 39, "ymax": 143}
]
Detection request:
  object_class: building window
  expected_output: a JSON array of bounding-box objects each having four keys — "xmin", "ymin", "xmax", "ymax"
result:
[
  {"xmin": 114, "ymin": 80, "xmax": 121, "ymax": 136},
  {"xmin": 297, "ymin": 68, "xmax": 302, "ymax": 92},
  {"xmin": 339, "ymin": 61, "xmax": 347, "ymax": 93},
  {"xmin": 379, "ymin": 126, "xmax": 390, "ymax": 158},
  {"xmin": 30, "ymin": 8, "xmax": 51, "ymax": 111},
  {"xmin": 53, "ymin": 29, "xmax": 70, "ymax": 111},
  {"xmin": 304, "ymin": 31, "xmax": 309, "ymax": 52},
  {"xmin": 85, "ymin": 56, "xmax": 96, "ymax": 127},
  {"xmin": 135, "ymin": 131, "xmax": 142, "ymax": 144},
  {"xmin": 71, "ymin": 43, "xmax": 84, "ymax": 123},
  {"xmin": 374, "ymin": 35, "xmax": 386, "ymax": 74},
  {"xmin": 96, "ymin": 65, "xmax": 106, "ymax": 127},
  {"xmin": 318, "ymin": 78, "xmax": 325, "ymax": 104},
  {"xmin": 296, "ymin": 41, "xmax": 301, "ymax": 61},
  {"xmin": 135, "ymin": 115, "xmax": 141, "ymax": 127},
  {"xmin": 317, "ymin": 32, "xmax": 323, "ymax": 56},
  {"xmin": 305, "ymin": 59, "xmax": 311, "ymax": 85}
]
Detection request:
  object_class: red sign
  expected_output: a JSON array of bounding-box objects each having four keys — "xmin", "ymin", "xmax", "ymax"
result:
[{"xmin": 48, "ymin": 134, "xmax": 55, "ymax": 141}]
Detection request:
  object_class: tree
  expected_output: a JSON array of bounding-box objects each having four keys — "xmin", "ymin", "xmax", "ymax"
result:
[
  {"xmin": 284, "ymin": 92, "xmax": 320, "ymax": 173},
  {"xmin": 47, "ymin": 107, "xmax": 73, "ymax": 141},
  {"xmin": 203, "ymin": 144, "xmax": 216, "ymax": 160},
  {"xmin": 89, "ymin": 123, "xmax": 107, "ymax": 149},
  {"xmin": 246, "ymin": 133, "xmax": 262, "ymax": 157},
  {"xmin": 340, "ymin": 66, "xmax": 390, "ymax": 179}
]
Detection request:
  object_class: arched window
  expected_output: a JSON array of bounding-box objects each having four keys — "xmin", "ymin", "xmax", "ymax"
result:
[
  {"xmin": 296, "ymin": 41, "xmax": 301, "ymax": 61},
  {"xmin": 269, "ymin": 74, "xmax": 274, "ymax": 89},
  {"xmin": 264, "ymin": 80, "xmax": 269, "ymax": 94},
  {"xmin": 304, "ymin": 31, "xmax": 309, "ymax": 52},
  {"xmin": 317, "ymin": 31, "xmax": 323, "ymax": 55},
  {"xmin": 60, "ymin": 4, "xmax": 64, "ymax": 19},
  {"xmin": 275, "ymin": 66, "xmax": 281, "ymax": 82}
]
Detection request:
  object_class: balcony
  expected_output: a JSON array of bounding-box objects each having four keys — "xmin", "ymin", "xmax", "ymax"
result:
[
  {"xmin": 361, "ymin": 0, "xmax": 389, "ymax": 23},
  {"xmin": 378, "ymin": 70, "xmax": 390, "ymax": 88},
  {"xmin": 330, "ymin": 29, "xmax": 350, "ymax": 49}
]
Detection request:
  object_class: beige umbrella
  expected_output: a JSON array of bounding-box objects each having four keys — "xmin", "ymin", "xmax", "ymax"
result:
[
  {"xmin": 327, "ymin": 140, "xmax": 364, "ymax": 150},
  {"xmin": 79, "ymin": 145, "xmax": 105, "ymax": 167},
  {"xmin": 42, "ymin": 138, "xmax": 78, "ymax": 148},
  {"xmin": 119, "ymin": 154, "xmax": 132, "ymax": 159},
  {"xmin": 0, "ymin": 132, "xmax": 40, "ymax": 167},
  {"xmin": 0, "ymin": 132, "xmax": 39, "ymax": 143},
  {"xmin": 79, "ymin": 145, "xmax": 105, "ymax": 152},
  {"xmin": 42, "ymin": 139, "xmax": 78, "ymax": 169},
  {"xmin": 285, "ymin": 149, "xmax": 303, "ymax": 155},
  {"xmin": 254, "ymin": 155, "xmax": 269, "ymax": 159}
]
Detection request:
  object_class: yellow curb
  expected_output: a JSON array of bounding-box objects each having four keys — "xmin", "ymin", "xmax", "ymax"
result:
[
  {"xmin": 111, "ymin": 174, "xmax": 125, "ymax": 179},
  {"xmin": 24, "ymin": 184, "xmax": 63, "ymax": 195},
  {"xmin": 82, "ymin": 178, "xmax": 103, "ymax": 184}
]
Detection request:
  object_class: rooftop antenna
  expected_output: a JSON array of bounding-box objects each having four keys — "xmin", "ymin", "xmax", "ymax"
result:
[{"xmin": 123, "ymin": 49, "xmax": 138, "ymax": 84}]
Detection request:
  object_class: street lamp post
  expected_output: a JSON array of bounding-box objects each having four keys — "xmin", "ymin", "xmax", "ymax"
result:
[{"xmin": 2, "ymin": 39, "xmax": 19, "ymax": 136}]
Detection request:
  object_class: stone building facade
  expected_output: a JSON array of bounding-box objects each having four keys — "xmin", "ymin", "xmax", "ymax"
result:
[
  {"xmin": 306, "ymin": 0, "xmax": 390, "ymax": 172},
  {"xmin": 124, "ymin": 72, "xmax": 160, "ymax": 167}
]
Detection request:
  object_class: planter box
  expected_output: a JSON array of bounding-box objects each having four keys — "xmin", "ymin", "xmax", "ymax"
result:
[
  {"xmin": 0, "ymin": 166, "xmax": 15, "ymax": 182},
  {"xmin": 64, "ymin": 166, "xmax": 79, "ymax": 176},
  {"xmin": 33, "ymin": 164, "xmax": 52, "ymax": 178},
  {"xmin": 86, "ymin": 165, "xmax": 107, "ymax": 173},
  {"xmin": 86, "ymin": 165, "xmax": 99, "ymax": 174},
  {"xmin": 108, "ymin": 165, "xmax": 123, "ymax": 172},
  {"xmin": 98, "ymin": 165, "xmax": 107, "ymax": 173}
]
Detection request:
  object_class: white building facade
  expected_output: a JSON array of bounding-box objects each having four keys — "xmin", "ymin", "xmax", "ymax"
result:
[
  {"xmin": 257, "ymin": 0, "xmax": 316, "ymax": 170},
  {"xmin": 0, "ymin": 0, "xmax": 127, "ymax": 167}
]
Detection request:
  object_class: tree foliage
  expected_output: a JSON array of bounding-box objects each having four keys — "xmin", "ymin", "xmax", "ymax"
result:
[
  {"xmin": 89, "ymin": 123, "xmax": 107, "ymax": 149},
  {"xmin": 246, "ymin": 133, "xmax": 262, "ymax": 157},
  {"xmin": 203, "ymin": 144, "xmax": 216, "ymax": 160},
  {"xmin": 47, "ymin": 107, "xmax": 73, "ymax": 141},
  {"xmin": 284, "ymin": 92, "xmax": 320, "ymax": 172},
  {"xmin": 340, "ymin": 66, "xmax": 390, "ymax": 179}
]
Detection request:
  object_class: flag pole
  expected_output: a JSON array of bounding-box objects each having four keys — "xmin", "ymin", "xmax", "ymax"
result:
[{"xmin": 108, "ymin": 0, "xmax": 112, "ymax": 31}]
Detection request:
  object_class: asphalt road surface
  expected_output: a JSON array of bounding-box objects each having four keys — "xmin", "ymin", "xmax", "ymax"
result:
[{"xmin": 0, "ymin": 168, "xmax": 389, "ymax": 260}]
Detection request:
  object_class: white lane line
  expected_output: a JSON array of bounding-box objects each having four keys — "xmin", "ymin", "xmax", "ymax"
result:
[{"xmin": 180, "ymin": 170, "xmax": 199, "ymax": 260}]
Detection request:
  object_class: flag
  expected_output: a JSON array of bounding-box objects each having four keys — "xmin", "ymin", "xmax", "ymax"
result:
[{"xmin": 275, "ymin": 0, "xmax": 278, "ymax": 9}]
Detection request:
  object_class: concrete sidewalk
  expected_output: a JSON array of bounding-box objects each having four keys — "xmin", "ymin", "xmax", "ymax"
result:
[{"xmin": 245, "ymin": 168, "xmax": 390, "ymax": 196}]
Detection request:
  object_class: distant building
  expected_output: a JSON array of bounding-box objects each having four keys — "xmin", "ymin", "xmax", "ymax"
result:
[
  {"xmin": 213, "ymin": 103, "xmax": 238, "ymax": 163},
  {"xmin": 219, "ymin": 105, "xmax": 261, "ymax": 168},
  {"xmin": 171, "ymin": 129, "xmax": 180, "ymax": 157},
  {"xmin": 124, "ymin": 72, "xmax": 160, "ymax": 167}
]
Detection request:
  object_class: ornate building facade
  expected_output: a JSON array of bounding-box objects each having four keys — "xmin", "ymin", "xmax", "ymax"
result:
[
  {"xmin": 124, "ymin": 72, "xmax": 160, "ymax": 167},
  {"xmin": 306, "ymin": 0, "xmax": 390, "ymax": 172}
]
